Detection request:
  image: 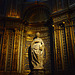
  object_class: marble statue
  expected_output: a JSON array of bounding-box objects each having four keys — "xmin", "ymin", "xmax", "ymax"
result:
[{"xmin": 31, "ymin": 32, "xmax": 44, "ymax": 69}]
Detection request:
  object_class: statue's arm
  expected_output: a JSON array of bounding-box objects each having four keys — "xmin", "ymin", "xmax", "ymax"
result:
[{"xmin": 31, "ymin": 40, "xmax": 35, "ymax": 48}]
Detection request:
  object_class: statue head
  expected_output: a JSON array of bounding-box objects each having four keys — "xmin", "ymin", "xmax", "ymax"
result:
[{"xmin": 36, "ymin": 32, "xmax": 40, "ymax": 38}]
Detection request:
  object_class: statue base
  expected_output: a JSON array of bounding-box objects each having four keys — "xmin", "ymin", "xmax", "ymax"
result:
[{"xmin": 29, "ymin": 69, "xmax": 51, "ymax": 75}]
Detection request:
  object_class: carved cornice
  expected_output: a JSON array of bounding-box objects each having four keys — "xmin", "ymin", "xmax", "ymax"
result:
[{"xmin": 50, "ymin": 4, "xmax": 75, "ymax": 18}]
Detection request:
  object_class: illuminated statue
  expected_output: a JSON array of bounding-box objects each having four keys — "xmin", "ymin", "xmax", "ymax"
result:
[{"xmin": 31, "ymin": 32, "xmax": 44, "ymax": 69}]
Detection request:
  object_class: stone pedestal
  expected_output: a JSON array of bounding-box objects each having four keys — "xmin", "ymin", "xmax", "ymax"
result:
[
  {"xmin": 29, "ymin": 69, "xmax": 51, "ymax": 75},
  {"xmin": 31, "ymin": 69, "xmax": 45, "ymax": 75}
]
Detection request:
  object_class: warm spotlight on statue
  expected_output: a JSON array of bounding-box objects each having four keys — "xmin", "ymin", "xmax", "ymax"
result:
[{"xmin": 31, "ymin": 32, "xmax": 44, "ymax": 69}]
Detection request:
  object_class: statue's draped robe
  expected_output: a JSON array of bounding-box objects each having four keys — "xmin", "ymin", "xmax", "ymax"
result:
[{"xmin": 31, "ymin": 38, "xmax": 44, "ymax": 69}]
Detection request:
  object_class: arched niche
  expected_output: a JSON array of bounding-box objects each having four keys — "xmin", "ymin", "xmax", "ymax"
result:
[{"xmin": 22, "ymin": 3, "xmax": 54, "ymax": 74}]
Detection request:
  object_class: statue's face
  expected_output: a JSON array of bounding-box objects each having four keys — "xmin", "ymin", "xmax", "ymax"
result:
[{"xmin": 36, "ymin": 32, "xmax": 40, "ymax": 37}]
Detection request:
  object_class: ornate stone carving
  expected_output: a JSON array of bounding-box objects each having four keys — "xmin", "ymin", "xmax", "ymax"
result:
[{"xmin": 31, "ymin": 32, "xmax": 44, "ymax": 69}]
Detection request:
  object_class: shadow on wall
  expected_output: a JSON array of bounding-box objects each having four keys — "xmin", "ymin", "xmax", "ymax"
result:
[{"xmin": 28, "ymin": 46, "xmax": 33, "ymax": 70}]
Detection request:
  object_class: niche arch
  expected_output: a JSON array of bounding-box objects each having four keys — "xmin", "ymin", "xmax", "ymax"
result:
[{"xmin": 22, "ymin": 3, "xmax": 54, "ymax": 74}]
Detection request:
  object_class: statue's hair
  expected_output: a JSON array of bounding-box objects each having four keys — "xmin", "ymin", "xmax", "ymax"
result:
[{"xmin": 36, "ymin": 32, "xmax": 40, "ymax": 37}]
